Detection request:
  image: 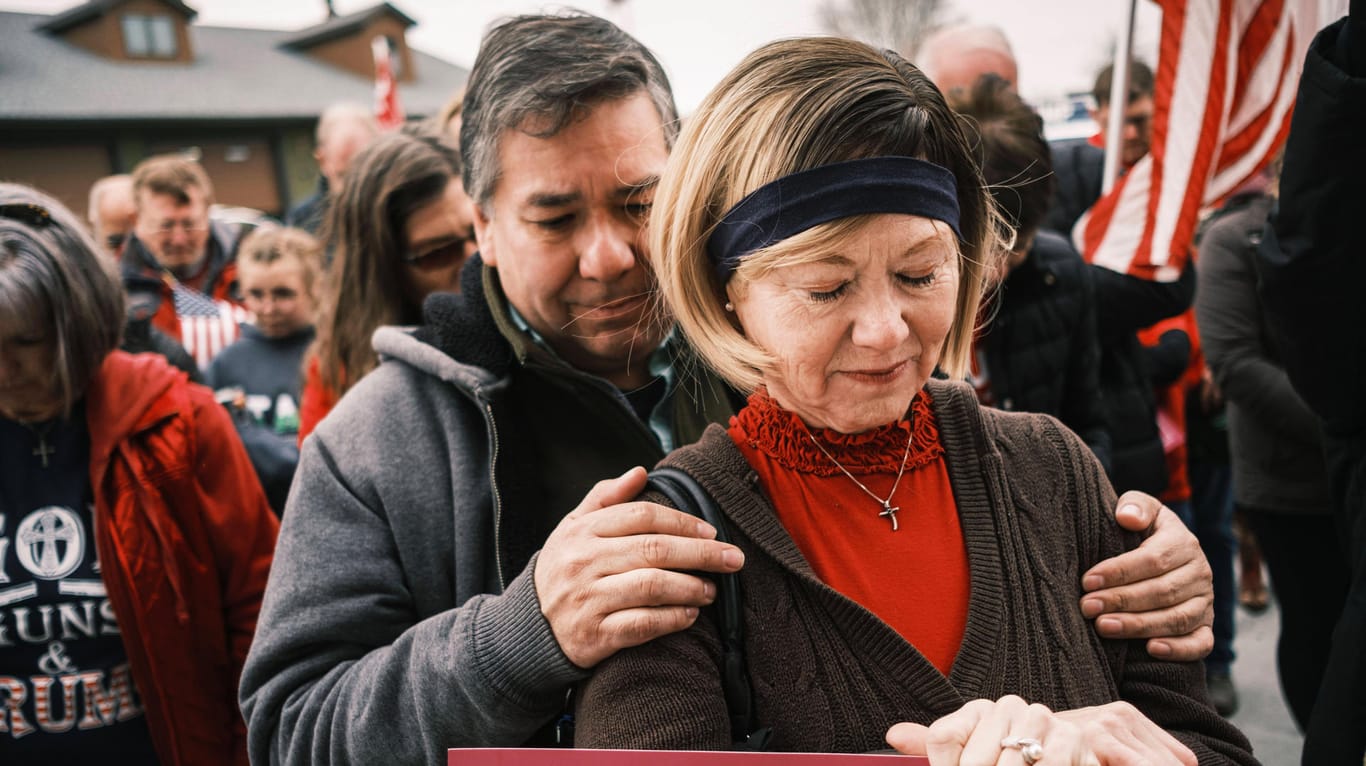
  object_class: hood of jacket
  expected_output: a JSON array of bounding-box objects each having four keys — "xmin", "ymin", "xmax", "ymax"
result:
[
  {"xmin": 373, "ymin": 254, "xmax": 528, "ymax": 398},
  {"xmin": 84, "ymin": 351, "xmax": 187, "ymax": 471}
]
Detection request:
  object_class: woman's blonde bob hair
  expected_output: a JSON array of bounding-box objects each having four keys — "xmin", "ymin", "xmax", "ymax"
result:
[{"xmin": 650, "ymin": 37, "xmax": 1008, "ymax": 393}]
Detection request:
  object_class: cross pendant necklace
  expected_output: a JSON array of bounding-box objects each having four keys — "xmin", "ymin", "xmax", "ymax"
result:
[
  {"xmin": 878, "ymin": 500, "xmax": 900, "ymax": 530},
  {"xmin": 21, "ymin": 420, "xmax": 57, "ymax": 468},
  {"xmin": 807, "ymin": 426, "xmax": 914, "ymax": 532}
]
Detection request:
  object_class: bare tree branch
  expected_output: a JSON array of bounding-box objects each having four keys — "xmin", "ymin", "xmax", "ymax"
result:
[{"xmin": 818, "ymin": 0, "xmax": 947, "ymax": 60}]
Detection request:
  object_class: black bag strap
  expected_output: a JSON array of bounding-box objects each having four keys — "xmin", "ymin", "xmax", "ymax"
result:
[{"xmin": 646, "ymin": 467, "xmax": 772, "ymax": 751}]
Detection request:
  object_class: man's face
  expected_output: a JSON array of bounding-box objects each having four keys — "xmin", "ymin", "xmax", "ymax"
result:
[
  {"xmin": 1094, "ymin": 93, "xmax": 1154, "ymax": 167},
  {"xmin": 473, "ymin": 92, "xmax": 670, "ymax": 390},
  {"xmin": 92, "ymin": 191, "xmax": 137, "ymax": 259},
  {"xmin": 133, "ymin": 186, "xmax": 211, "ymax": 270},
  {"xmin": 316, "ymin": 122, "xmax": 375, "ymax": 190},
  {"xmin": 930, "ymin": 48, "xmax": 1018, "ymax": 98}
]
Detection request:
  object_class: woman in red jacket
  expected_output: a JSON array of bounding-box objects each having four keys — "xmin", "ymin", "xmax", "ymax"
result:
[{"xmin": 0, "ymin": 183, "xmax": 278, "ymax": 765}]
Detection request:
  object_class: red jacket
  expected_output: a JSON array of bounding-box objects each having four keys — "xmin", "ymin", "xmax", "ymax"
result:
[
  {"xmin": 1138, "ymin": 310, "xmax": 1203, "ymax": 504},
  {"xmin": 85, "ymin": 351, "xmax": 278, "ymax": 766},
  {"xmin": 297, "ymin": 353, "xmax": 340, "ymax": 445}
]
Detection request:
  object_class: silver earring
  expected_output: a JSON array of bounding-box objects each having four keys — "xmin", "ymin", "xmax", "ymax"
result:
[{"xmin": 724, "ymin": 301, "xmax": 735, "ymax": 312}]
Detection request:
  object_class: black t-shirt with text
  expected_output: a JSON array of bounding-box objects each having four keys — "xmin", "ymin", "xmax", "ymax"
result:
[{"xmin": 0, "ymin": 407, "xmax": 158, "ymax": 764}]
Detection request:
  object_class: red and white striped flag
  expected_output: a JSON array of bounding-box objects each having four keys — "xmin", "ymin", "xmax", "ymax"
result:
[
  {"xmin": 1075, "ymin": 0, "xmax": 1346, "ymax": 281},
  {"xmin": 372, "ymin": 35, "xmax": 405, "ymax": 131},
  {"xmin": 167, "ymin": 277, "xmax": 249, "ymax": 369}
]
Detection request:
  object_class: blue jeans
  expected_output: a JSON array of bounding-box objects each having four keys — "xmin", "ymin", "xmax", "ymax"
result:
[{"xmin": 1175, "ymin": 462, "xmax": 1238, "ymax": 673}]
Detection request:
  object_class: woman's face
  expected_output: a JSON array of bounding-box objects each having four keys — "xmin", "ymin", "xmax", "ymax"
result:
[
  {"xmin": 730, "ymin": 214, "xmax": 960, "ymax": 434},
  {"xmin": 0, "ymin": 319, "xmax": 61, "ymax": 422},
  {"xmin": 401, "ymin": 178, "xmax": 478, "ymax": 307}
]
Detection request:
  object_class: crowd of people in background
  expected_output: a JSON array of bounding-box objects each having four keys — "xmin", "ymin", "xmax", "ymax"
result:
[{"xmin": 1, "ymin": 4, "xmax": 1363, "ymax": 765}]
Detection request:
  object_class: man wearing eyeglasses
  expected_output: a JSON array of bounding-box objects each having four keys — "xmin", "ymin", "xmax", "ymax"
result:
[{"xmin": 121, "ymin": 154, "xmax": 248, "ymax": 370}]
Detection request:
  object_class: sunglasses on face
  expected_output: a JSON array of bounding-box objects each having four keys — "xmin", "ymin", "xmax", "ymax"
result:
[
  {"xmin": 403, "ymin": 236, "xmax": 474, "ymax": 271},
  {"xmin": 106, "ymin": 232, "xmax": 128, "ymax": 251}
]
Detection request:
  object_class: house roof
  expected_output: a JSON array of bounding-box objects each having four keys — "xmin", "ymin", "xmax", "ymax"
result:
[
  {"xmin": 280, "ymin": 2, "xmax": 416, "ymax": 51},
  {"xmin": 36, "ymin": 0, "xmax": 197, "ymax": 34},
  {"xmin": 0, "ymin": 10, "xmax": 467, "ymax": 124}
]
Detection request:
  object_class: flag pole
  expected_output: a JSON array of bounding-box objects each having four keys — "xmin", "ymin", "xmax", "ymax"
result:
[{"xmin": 1102, "ymin": 0, "xmax": 1138, "ymax": 194}]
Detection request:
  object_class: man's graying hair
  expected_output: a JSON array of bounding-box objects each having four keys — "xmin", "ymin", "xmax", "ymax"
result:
[{"xmin": 459, "ymin": 11, "xmax": 679, "ymax": 209}]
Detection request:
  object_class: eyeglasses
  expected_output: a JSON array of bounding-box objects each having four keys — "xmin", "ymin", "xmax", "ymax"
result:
[
  {"xmin": 150, "ymin": 218, "xmax": 209, "ymax": 235},
  {"xmin": 106, "ymin": 232, "xmax": 128, "ymax": 251},
  {"xmin": 403, "ymin": 236, "xmax": 474, "ymax": 271},
  {"xmin": 0, "ymin": 202, "xmax": 53, "ymax": 228}
]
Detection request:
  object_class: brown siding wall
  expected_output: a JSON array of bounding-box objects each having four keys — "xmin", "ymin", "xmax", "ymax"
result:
[
  {"xmin": 0, "ymin": 145, "xmax": 114, "ymax": 222},
  {"xmin": 62, "ymin": 12, "xmax": 121, "ymax": 59},
  {"xmin": 304, "ymin": 17, "xmax": 415, "ymax": 82},
  {"xmin": 147, "ymin": 138, "xmax": 282, "ymax": 214}
]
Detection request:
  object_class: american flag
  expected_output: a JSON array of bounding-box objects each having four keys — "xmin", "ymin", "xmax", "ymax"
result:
[
  {"xmin": 372, "ymin": 35, "xmax": 405, "ymax": 131},
  {"xmin": 1075, "ymin": 0, "xmax": 1347, "ymax": 281},
  {"xmin": 168, "ymin": 279, "xmax": 247, "ymax": 369}
]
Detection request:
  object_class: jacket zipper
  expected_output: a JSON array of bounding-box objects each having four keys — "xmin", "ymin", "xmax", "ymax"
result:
[{"xmin": 485, "ymin": 401, "xmax": 507, "ymax": 591}]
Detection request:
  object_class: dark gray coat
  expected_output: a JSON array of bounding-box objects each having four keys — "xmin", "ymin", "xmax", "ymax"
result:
[{"xmin": 1196, "ymin": 193, "xmax": 1331, "ymax": 514}]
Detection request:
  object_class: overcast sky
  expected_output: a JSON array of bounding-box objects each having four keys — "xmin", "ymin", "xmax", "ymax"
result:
[{"xmin": 1, "ymin": 0, "xmax": 1162, "ymax": 112}]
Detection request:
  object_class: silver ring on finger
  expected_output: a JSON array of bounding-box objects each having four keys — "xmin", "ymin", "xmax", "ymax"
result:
[{"xmin": 1001, "ymin": 735, "xmax": 1045, "ymax": 765}]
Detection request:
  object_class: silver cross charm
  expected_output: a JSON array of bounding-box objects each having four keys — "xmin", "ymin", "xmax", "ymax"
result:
[{"xmin": 879, "ymin": 501, "xmax": 900, "ymax": 532}]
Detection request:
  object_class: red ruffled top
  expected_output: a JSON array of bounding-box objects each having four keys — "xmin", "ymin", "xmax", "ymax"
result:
[{"xmin": 728, "ymin": 389, "xmax": 969, "ymax": 675}]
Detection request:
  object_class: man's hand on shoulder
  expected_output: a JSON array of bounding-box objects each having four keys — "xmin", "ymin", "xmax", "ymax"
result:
[
  {"xmin": 1080, "ymin": 491, "xmax": 1215, "ymax": 661},
  {"xmin": 533, "ymin": 467, "xmax": 745, "ymax": 669}
]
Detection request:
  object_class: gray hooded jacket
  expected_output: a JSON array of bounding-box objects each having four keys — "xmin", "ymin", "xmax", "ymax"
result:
[{"xmin": 239, "ymin": 260, "xmax": 738, "ymax": 764}]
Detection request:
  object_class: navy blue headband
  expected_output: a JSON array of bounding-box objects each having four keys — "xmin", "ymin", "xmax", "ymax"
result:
[{"xmin": 705, "ymin": 156, "xmax": 962, "ymax": 283}]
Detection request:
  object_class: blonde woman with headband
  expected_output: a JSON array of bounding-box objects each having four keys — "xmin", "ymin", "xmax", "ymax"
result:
[{"xmin": 572, "ymin": 37, "xmax": 1255, "ymax": 765}]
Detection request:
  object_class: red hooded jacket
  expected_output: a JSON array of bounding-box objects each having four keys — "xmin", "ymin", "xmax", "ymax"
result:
[{"xmin": 85, "ymin": 351, "xmax": 277, "ymax": 766}]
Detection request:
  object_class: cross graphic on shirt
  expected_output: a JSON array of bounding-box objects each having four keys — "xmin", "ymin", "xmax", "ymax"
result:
[{"xmin": 18, "ymin": 510, "xmax": 79, "ymax": 574}]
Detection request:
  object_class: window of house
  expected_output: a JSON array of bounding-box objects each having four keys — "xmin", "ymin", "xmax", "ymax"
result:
[{"xmin": 122, "ymin": 14, "xmax": 178, "ymax": 58}]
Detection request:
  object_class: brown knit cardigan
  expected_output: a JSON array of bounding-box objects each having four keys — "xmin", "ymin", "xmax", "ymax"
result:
[{"xmin": 574, "ymin": 379, "xmax": 1256, "ymax": 763}]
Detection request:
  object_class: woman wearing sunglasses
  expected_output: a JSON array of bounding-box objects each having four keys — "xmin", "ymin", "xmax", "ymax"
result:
[{"xmin": 299, "ymin": 129, "xmax": 478, "ymax": 441}]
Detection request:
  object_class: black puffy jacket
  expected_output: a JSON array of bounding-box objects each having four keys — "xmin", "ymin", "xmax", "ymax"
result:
[
  {"xmin": 979, "ymin": 231, "xmax": 1111, "ymax": 472},
  {"xmin": 1089, "ymin": 262, "xmax": 1195, "ymax": 495}
]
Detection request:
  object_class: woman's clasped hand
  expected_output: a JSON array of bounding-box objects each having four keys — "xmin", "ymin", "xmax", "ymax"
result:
[{"xmin": 886, "ymin": 696, "xmax": 1198, "ymax": 765}]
